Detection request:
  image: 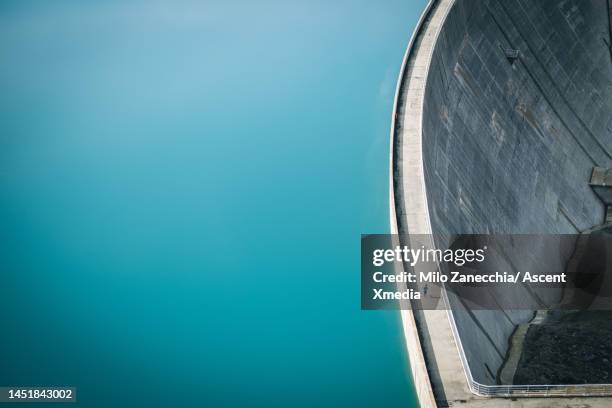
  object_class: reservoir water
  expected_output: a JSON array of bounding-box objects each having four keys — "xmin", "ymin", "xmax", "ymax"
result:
[{"xmin": 0, "ymin": 1, "xmax": 426, "ymax": 406}]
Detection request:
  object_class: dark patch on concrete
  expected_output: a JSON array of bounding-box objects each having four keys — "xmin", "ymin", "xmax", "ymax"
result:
[{"xmin": 514, "ymin": 311, "xmax": 612, "ymax": 384}]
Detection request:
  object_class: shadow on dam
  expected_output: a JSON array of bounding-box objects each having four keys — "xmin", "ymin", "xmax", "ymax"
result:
[{"xmin": 419, "ymin": 0, "xmax": 612, "ymax": 386}]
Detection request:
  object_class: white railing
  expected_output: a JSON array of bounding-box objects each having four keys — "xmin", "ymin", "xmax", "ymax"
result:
[
  {"xmin": 441, "ymin": 283, "xmax": 612, "ymax": 398},
  {"xmin": 470, "ymin": 382, "xmax": 612, "ymax": 398}
]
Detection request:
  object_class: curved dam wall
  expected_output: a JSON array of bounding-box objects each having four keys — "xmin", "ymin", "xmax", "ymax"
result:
[{"xmin": 420, "ymin": 0, "xmax": 612, "ymax": 385}]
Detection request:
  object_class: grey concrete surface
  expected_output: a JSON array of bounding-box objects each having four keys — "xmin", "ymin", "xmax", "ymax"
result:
[
  {"xmin": 392, "ymin": 0, "xmax": 612, "ymax": 405},
  {"xmin": 422, "ymin": 0, "xmax": 612, "ymax": 387}
]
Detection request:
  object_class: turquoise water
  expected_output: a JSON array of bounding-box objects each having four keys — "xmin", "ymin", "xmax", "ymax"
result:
[{"xmin": 0, "ymin": 1, "xmax": 425, "ymax": 406}]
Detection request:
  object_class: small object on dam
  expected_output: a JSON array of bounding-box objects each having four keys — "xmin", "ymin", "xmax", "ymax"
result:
[{"xmin": 498, "ymin": 44, "xmax": 519, "ymax": 65}]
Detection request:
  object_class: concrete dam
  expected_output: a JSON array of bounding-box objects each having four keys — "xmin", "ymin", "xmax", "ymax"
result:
[{"xmin": 390, "ymin": 0, "xmax": 612, "ymax": 406}]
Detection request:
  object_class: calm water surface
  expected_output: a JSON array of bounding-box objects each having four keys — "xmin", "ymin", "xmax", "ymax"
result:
[{"xmin": 0, "ymin": 1, "xmax": 426, "ymax": 406}]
